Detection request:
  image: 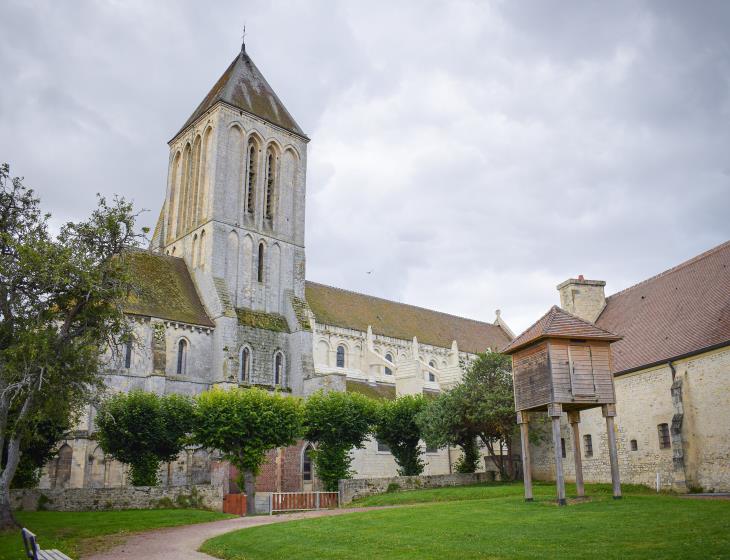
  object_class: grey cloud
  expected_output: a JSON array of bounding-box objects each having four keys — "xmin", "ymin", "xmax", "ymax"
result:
[{"xmin": 1, "ymin": 0, "xmax": 728, "ymax": 334}]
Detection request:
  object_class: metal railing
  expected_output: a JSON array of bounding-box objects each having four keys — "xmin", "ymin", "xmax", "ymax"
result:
[{"xmin": 269, "ymin": 491, "xmax": 339, "ymax": 514}]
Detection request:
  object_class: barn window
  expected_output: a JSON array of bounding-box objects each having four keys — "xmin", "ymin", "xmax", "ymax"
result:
[
  {"xmin": 560, "ymin": 437, "xmax": 566, "ymax": 458},
  {"xmin": 658, "ymin": 424, "xmax": 671, "ymax": 449},
  {"xmin": 246, "ymin": 141, "xmax": 257, "ymax": 214},
  {"xmin": 264, "ymin": 150, "xmax": 275, "ymax": 220},
  {"xmin": 583, "ymin": 434, "xmax": 593, "ymax": 457},
  {"xmin": 239, "ymin": 346, "xmax": 251, "ymax": 382},
  {"xmin": 124, "ymin": 341, "xmax": 132, "ymax": 369},
  {"xmin": 302, "ymin": 444, "xmax": 314, "ymax": 482},
  {"xmin": 384, "ymin": 353, "xmax": 393, "ymax": 376},
  {"xmin": 336, "ymin": 345, "xmax": 346, "ymax": 368},
  {"xmin": 274, "ymin": 351, "xmax": 285, "ymax": 386},
  {"xmin": 630, "ymin": 439, "xmax": 638, "ymax": 451},
  {"xmin": 377, "ymin": 439, "xmax": 391, "ymax": 453},
  {"xmin": 257, "ymin": 242, "xmax": 265, "ymax": 283},
  {"xmin": 177, "ymin": 339, "xmax": 188, "ymax": 375}
]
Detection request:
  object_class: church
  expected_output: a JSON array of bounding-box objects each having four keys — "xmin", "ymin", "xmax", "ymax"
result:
[
  {"xmin": 39, "ymin": 43, "xmax": 513, "ymax": 493},
  {"xmin": 39, "ymin": 41, "xmax": 730, "ymax": 500}
]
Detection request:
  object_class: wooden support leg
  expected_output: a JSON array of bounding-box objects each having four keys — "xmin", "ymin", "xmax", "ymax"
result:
[
  {"xmin": 603, "ymin": 404, "xmax": 622, "ymax": 499},
  {"xmin": 568, "ymin": 411, "xmax": 585, "ymax": 497},
  {"xmin": 549, "ymin": 404, "xmax": 566, "ymax": 506},
  {"xmin": 517, "ymin": 411, "xmax": 533, "ymax": 502}
]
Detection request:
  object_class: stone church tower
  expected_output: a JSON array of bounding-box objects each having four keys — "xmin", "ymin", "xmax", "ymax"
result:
[{"xmin": 151, "ymin": 41, "xmax": 314, "ymax": 392}]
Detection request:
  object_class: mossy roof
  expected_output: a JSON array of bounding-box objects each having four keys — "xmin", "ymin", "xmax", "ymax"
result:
[
  {"xmin": 305, "ymin": 282, "xmax": 512, "ymax": 354},
  {"xmin": 124, "ymin": 250, "xmax": 214, "ymax": 327},
  {"xmin": 345, "ymin": 379, "xmax": 396, "ymax": 401},
  {"xmin": 176, "ymin": 48, "xmax": 306, "ymax": 140}
]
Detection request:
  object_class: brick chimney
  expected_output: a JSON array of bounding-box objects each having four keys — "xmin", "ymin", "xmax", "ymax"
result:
[{"xmin": 556, "ymin": 276, "xmax": 606, "ymax": 323}]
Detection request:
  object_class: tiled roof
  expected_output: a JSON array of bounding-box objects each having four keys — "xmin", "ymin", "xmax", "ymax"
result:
[
  {"xmin": 597, "ymin": 240, "xmax": 730, "ymax": 374},
  {"xmin": 124, "ymin": 250, "xmax": 214, "ymax": 327},
  {"xmin": 175, "ymin": 48, "xmax": 305, "ymax": 140},
  {"xmin": 503, "ymin": 305, "xmax": 620, "ymax": 354},
  {"xmin": 305, "ymin": 281, "xmax": 512, "ymax": 354}
]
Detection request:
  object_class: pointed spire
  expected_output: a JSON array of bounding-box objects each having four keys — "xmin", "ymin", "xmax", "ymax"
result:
[{"xmin": 241, "ymin": 25, "xmax": 247, "ymax": 54}]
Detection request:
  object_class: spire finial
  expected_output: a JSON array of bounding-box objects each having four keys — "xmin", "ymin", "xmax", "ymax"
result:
[{"xmin": 241, "ymin": 25, "xmax": 247, "ymax": 53}]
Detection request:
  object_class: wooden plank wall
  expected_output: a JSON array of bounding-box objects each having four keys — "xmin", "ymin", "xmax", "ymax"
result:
[
  {"xmin": 549, "ymin": 341, "xmax": 615, "ymax": 404},
  {"xmin": 513, "ymin": 341, "xmax": 552, "ymax": 410}
]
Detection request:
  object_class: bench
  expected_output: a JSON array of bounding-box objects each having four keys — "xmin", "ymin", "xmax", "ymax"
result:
[{"xmin": 21, "ymin": 528, "xmax": 72, "ymax": 560}]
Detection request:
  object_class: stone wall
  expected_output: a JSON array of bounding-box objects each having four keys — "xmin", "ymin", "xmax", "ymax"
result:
[
  {"xmin": 11, "ymin": 484, "xmax": 224, "ymax": 512},
  {"xmin": 339, "ymin": 472, "xmax": 494, "ymax": 504}
]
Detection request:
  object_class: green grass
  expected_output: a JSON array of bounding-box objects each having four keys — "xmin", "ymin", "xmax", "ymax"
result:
[
  {"xmin": 201, "ymin": 483, "xmax": 730, "ymax": 560},
  {"xmin": 0, "ymin": 508, "xmax": 233, "ymax": 559}
]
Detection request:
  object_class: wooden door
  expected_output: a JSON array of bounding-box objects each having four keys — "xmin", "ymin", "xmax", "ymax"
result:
[{"xmin": 568, "ymin": 345, "xmax": 596, "ymax": 397}]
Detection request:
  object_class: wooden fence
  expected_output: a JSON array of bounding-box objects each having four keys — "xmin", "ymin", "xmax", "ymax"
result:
[{"xmin": 269, "ymin": 491, "xmax": 339, "ymax": 514}]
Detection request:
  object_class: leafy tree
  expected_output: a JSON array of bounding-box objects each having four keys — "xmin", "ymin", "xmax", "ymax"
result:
[
  {"xmin": 374, "ymin": 395, "xmax": 427, "ymax": 476},
  {"xmin": 5, "ymin": 414, "xmax": 70, "ymax": 489},
  {"xmin": 193, "ymin": 387, "xmax": 302, "ymax": 514},
  {"xmin": 302, "ymin": 391, "xmax": 376, "ymax": 491},
  {"xmin": 96, "ymin": 390, "xmax": 195, "ymax": 486},
  {"xmin": 0, "ymin": 163, "xmax": 141, "ymax": 528},
  {"xmin": 460, "ymin": 352, "xmax": 519, "ymax": 480},
  {"xmin": 417, "ymin": 388, "xmax": 480, "ymax": 474}
]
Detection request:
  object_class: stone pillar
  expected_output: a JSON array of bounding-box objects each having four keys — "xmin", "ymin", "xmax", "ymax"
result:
[
  {"xmin": 602, "ymin": 404, "xmax": 622, "ymax": 499},
  {"xmin": 568, "ymin": 411, "xmax": 585, "ymax": 497},
  {"xmin": 516, "ymin": 411, "xmax": 533, "ymax": 501},
  {"xmin": 549, "ymin": 403, "xmax": 566, "ymax": 506}
]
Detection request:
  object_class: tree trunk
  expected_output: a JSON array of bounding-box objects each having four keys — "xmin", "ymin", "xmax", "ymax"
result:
[
  {"xmin": 0, "ymin": 435, "xmax": 23, "ymax": 530},
  {"xmin": 243, "ymin": 469, "xmax": 256, "ymax": 515},
  {"xmin": 0, "ymin": 478, "xmax": 17, "ymax": 530}
]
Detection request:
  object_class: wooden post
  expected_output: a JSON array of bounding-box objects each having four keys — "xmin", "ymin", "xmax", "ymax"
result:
[
  {"xmin": 567, "ymin": 411, "xmax": 585, "ymax": 497},
  {"xmin": 548, "ymin": 403, "xmax": 566, "ymax": 506},
  {"xmin": 516, "ymin": 411, "xmax": 533, "ymax": 501},
  {"xmin": 602, "ymin": 404, "xmax": 622, "ymax": 499}
]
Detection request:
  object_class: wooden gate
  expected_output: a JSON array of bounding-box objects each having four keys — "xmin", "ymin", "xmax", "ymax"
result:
[
  {"xmin": 270, "ymin": 492, "xmax": 339, "ymax": 514},
  {"xmin": 223, "ymin": 493, "xmax": 247, "ymax": 516}
]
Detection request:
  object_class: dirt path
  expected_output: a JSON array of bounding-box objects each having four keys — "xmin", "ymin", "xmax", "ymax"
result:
[{"xmin": 85, "ymin": 506, "xmax": 386, "ymax": 560}]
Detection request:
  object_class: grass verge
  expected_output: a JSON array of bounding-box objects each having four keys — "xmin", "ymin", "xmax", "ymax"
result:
[
  {"xmin": 201, "ymin": 483, "xmax": 730, "ymax": 560},
  {"xmin": 0, "ymin": 508, "xmax": 233, "ymax": 559}
]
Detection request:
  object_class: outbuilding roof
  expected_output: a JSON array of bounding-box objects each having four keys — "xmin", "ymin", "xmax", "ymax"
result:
[
  {"xmin": 124, "ymin": 250, "xmax": 214, "ymax": 327},
  {"xmin": 305, "ymin": 281, "xmax": 512, "ymax": 354},
  {"xmin": 175, "ymin": 46, "xmax": 306, "ymax": 140},
  {"xmin": 502, "ymin": 305, "xmax": 621, "ymax": 355},
  {"xmin": 596, "ymin": 240, "xmax": 730, "ymax": 374}
]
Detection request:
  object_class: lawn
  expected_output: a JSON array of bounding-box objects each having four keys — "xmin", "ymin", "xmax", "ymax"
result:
[
  {"xmin": 0, "ymin": 508, "xmax": 233, "ymax": 559},
  {"xmin": 201, "ymin": 482, "xmax": 730, "ymax": 560}
]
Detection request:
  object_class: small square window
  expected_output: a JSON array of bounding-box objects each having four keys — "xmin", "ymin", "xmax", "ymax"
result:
[
  {"xmin": 630, "ymin": 439, "xmax": 638, "ymax": 451},
  {"xmin": 425, "ymin": 444, "xmax": 438, "ymax": 454},
  {"xmin": 377, "ymin": 439, "xmax": 391, "ymax": 453},
  {"xmin": 657, "ymin": 424, "xmax": 671, "ymax": 449}
]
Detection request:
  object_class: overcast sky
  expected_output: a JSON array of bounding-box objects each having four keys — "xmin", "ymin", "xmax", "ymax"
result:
[{"xmin": 1, "ymin": 0, "xmax": 729, "ymax": 334}]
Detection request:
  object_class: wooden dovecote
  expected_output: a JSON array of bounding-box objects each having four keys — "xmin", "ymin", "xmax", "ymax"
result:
[{"xmin": 503, "ymin": 306, "xmax": 622, "ymax": 505}]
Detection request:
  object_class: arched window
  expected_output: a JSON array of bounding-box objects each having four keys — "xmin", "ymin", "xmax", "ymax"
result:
[
  {"xmin": 384, "ymin": 353, "xmax": 393, "ymax": 376},
  {"xmin": 246, "ymin": 141, "xmax": 257, "ymax": 214},
  {"xmin": 336, "ymin": 345, "xmax": 346, "ymax": 368},
  {"xmin": 264, "ymin": 149, "xmax": 275, "ymax": 220},
  {"xmin": 274, "ymin": 351, "xmax": 285, "ymax": 386},
  {"xmin": 428, "ymin": 360, "xmax": 436, "ymax": 382},
  {"xmin": 191, "ymin": 233, "xmax": 198, "ymax": 268},
  {"xmin": 177, "ymin": 339, "xmax": 188, "ymax": 375},
  {"xmin": 239, "ymin": 346, "xmax": 251, "ymax": 382},
  {"xmin": 257, "ymin": 242, "xmax": 265, "ymax": 283},
  {"xmin": 124, "ymin": 341, "xmax": 133, "ymax": 369},
  {"xmin": 302, "ymin": 444, "xmax": 314, "ymax": 482},
  {"xmin": 54, "ymin": 444, "xmax": 73, "ymax": 489}
]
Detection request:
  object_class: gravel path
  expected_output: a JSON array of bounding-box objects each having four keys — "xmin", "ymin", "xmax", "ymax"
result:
[{"xmin": 85, "ymin": 507, "xmax": 386, "ymax": 560}]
